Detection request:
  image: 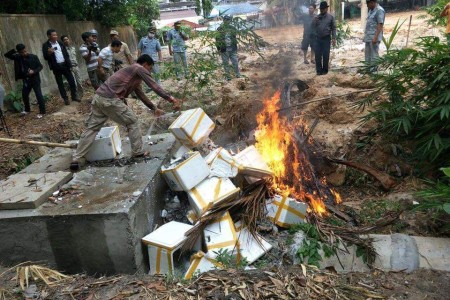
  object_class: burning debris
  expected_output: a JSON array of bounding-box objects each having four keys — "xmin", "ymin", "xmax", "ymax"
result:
[{"xmin": 141, "ymin": 90, "xmax": 352, "ymax": 279}]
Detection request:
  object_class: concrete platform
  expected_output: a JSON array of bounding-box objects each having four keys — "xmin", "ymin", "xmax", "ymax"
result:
[{"xmin": 0, "ymin": 133, "xmax": 178, "ymax": 275}]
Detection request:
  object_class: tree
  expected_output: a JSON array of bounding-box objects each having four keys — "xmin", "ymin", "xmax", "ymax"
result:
[
  {"xmin": 127, "ymin": 0, "xmax": 160, "ymax": 38},
  {"xmin": 195, "ymin": 0, "xmax": 213, "ymax": 19}
]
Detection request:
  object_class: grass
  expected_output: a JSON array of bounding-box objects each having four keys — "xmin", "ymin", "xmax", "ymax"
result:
[{"xmin": 358, "ymin": 199, "xmax": 403, "ymax": 225}]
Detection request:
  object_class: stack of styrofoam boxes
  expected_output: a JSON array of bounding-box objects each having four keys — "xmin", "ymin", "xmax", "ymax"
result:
[
  {"xmin": 155, "ymin": 108, "xmax": 277, "ymax": 278},
  {"xmin": 233, "ymin": 146, "xmax": 308, "ymax": 228}
]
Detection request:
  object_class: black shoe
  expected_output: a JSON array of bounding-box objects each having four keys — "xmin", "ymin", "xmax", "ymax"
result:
[{"xmin": 64, "ymin": 99, "xmax": 70, "ymax": 105}]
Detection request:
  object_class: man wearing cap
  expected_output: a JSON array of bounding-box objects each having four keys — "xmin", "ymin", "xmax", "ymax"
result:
[
  {"xmin": 138, "ymin": 26, "xmax": 163, "ymax": 82},
  {"xmin": 109, "ymin": 30, "xmax": 134, "ymax": 71},
  {"xmin": 70, "ymin": 54, "xmax": 182, "ymax": 171},
  {"xmin": 312, "ymin": 1, "xmax": 336, "ymax": 75},
  {"xmin": 97, "ymin": 40, "xmax": 123, "ymax": 83},
  {"xmin": 364, "ymin": 0, "xmax": 385, "ymax": 67},
  {"xmin": 80, "ymin": 31, "xmax": 100, "ymax": 89},
  {"xmin": 167, "ymin": 21, "xmax": 189, "ymax": 80},
  {"xmin": 216, "ymin": 15, "xmax": 241, "ymax": 81},
  {"xmin": 62, "ymin": 35, "xmax": 84, "ymax": 99},
  {"xmin": 90, "ymin": 29, "xmax": 99, "ymax": 45}
]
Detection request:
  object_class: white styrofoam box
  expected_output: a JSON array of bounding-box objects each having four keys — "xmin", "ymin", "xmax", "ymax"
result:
[
  {"xmin": 85, "ymin": 126, "xmax": 122, "ymax": 162},
  {"xmin": 232, "ymin": 227, "xmax": 273, "ymax": 265},
  {"xmin": 233, "ymin": 145, "xmax": 273, "ymax": 182},
  {"xmin": 266, "ymin": 194, "xmax": 308, "ymax": 228},
  {"xmin": 204, "ymin": 212, "xmax": 238, "ymax": 255},
  {"xmin": 142, "ymin": 221, "xmax": 194, "ymax": 275},
  {"xmin": 184, "ymin": 251, "xmax": 223, "ymax": 280},
  {"xmin": 171, "ymin": 144, "xmax": 190, "ymax": 164},
  {"xmin": 161, "ymin": 151, "xmax": 210, "ymax": 192},
  {"xmin": 169, "ymin": 108, "xmax": 215, "ymax": 148},
  {"xmin": 188, "ymin": 177, "xmax": 240, "ymax": 215},
  {"xmin": 205, "ymin": 147, "xmax": 239, "ymax": 178}
]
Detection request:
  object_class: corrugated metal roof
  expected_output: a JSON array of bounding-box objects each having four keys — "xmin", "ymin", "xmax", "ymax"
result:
[
  {"xmin": 214, "ymin": 3, "xmax": 261, "ymax": 16},
  {"xmin": 160, "ymin": 9, "xmax": 198, "ymax": 20}
]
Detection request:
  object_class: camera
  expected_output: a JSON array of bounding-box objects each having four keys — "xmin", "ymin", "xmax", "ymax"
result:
[
  {"xmin": 88, "ymin": 42, "xmax": 98, "ymax": 52},
  {"xmin": 53, "ymin": 47, "xmax": 58, "ymax": 50}
]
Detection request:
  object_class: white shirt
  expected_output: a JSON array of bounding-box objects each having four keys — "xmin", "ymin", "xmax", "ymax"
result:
[
  {"xmin": 99, "ymin": 47, "xmax": 113, "ymax": 69},
  {"xmin": 50, "ymin": 41, "xmax": 65, "ymax": 63}
]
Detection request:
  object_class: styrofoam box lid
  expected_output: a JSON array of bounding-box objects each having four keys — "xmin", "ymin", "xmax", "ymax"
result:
[
  {"xmin": 234, "ymin": 145, "xmax": 271, "ymax": 171},
  {"xmin": 142, "ymin": 221, "xmax": 193, "ymax": 249},
  {"xmin": 169, "ymin": 108, "xmax": 197, "ymax": 128},
  {"xmin": 96, "ymin": 126, "xmax": 117, "ymax": 139}
]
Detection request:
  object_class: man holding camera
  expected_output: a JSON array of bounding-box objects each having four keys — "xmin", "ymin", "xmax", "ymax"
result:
[
  {"xmin": 80, "ymin": 31, "xmax": 100, "ymax": 90},
  {"xmin": 42, "ymin": 29, "xmax": 79, "ymax": 104},
  {"xmin": 97, "ymin": 40, "xmax": 123, "ymax": 83},
  {"xmin": 109, "ymin": 30, "xmax": 134, "ymax": 71}
]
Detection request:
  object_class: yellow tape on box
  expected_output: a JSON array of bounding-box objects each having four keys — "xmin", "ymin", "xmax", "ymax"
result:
[
  {"xmin": 266, "ymin": 195, "xmax": 308, "ymax": 228},
  {"xmin": 169, "ymin": 108, "xmax": 215, "ymax": 148},
  {"xmin": 188, "ymin": 177, "xmax": 240, "ymax": 215},
  {"xmin": 204, "ymin": 212, "xmax": 239, "ymax": 255},
  {"xmin": 161, "ymin": 151, "xmax": 210, "ymax": 192},
  {"xmin": 205, "ymin": 147, "xmax": 240, "ymax": 178},
  {"xmin": 184, "ymin": 251, "xmax": 224, "ymax": 280}
]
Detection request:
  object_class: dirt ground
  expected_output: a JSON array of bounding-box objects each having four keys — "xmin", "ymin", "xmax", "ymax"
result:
[{"xmin": 0, "ymin": 9, "xmax": 448, "ymax": 299}]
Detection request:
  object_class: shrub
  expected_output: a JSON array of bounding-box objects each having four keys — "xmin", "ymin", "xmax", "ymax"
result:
[{"xmin": 358, "ymin": 36, "xmax": 450, "ymax": 169}]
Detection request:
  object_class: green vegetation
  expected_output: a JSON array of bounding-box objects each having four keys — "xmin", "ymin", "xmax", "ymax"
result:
[
  {"xmin": 423, "ymin": 0, "xmax": 448, "ymax": 27},
  {"xmin": 358, "ymin": 36, "xmax": 450, "ymax": 170},
  {"xmin": 4, "ymin": 89, "xmax": 23, "ymax": 113},
  {"xmin": 195, "ymin": 0, "xmax": 213, "ymax": 19},
  {"xmin": 289, "ymin": 223, "xmax": 339, "ymax": 267},
  {"xmin": 0, "ymin": 0, "xmax": 160, "ymax": 28},
  {"xmin": 382, "ymin": 18, "xmax": 405, "ymax": 52},
  {"xmin": 416, "ymin": 168, "xmax": 450, "ymax": 215},
  {"xmin": 159, "ymin": 17, "xmax": 264, "ymax": 100},
  {"xmin": 213, "ymin": 248, "xmax": 248, "ymax": 269},
  {"xmin": 358, "ymin": 199, "xmax": 403, "ymax": 225}
]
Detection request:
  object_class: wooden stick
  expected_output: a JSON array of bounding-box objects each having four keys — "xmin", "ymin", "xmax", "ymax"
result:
[
  {"xmin": 405, "ymin": 15, "xmax": 413, "ymax": 48},
  {"xmin": 277, "ymin": 89, "xmax": 376, "ymax": 112},
  {"xmin": 0, "ymin": 138, "xmax": 77, "ymax": 149}
]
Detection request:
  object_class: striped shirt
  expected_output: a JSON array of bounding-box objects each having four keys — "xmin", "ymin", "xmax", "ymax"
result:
[
  {"xmin": 96, "ymin": 63, "xmax": 171, "ymax": 110},
  {"xmin": 79, "ymin": 44, "xmax": 98, "ymax": 71},
  {"xmin": 99, "ymin": 46, "xmax": 114, "ymax": 69}
]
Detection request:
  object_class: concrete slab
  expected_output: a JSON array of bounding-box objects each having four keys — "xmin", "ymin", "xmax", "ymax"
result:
[
  {"xmin": 0, "ymin": 133, "xmax": 177, "ymax": 275},
  {"xmin": 319, "ymin": 234, "xmax": 450, "ymax": 273},
  {"xmin": 0, "ymin": 172, "xmax": 72, "ymax": 209}
]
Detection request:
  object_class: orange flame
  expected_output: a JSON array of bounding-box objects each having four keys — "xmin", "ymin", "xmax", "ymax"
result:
[{"xmin": 255, "ymin": 92, "xmax": 340, "ymax": 216}]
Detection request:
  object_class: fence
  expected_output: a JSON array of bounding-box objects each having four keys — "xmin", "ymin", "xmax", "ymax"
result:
[{"xmin": 0, "ymin": 14, "xmax": 137, "ymax": 97}]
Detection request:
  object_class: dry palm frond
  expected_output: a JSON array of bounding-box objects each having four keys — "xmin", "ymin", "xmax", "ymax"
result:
[
  {"xmin": 182, "ymin": 180, "xmax": 269, "ymax": 252},
  {"xmin": 16, "ymin": 265, "xmax": 71, "ymax": 290},
  {"xmin": 0, "ymin": 289, "xmax": 11, "ymax": 300},
  {"xmin": 310, "ymin": 211, "xmax": 401, "ymax": 266}
]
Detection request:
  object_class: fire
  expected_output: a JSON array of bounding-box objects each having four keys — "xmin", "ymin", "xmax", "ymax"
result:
[{"xmin": 255, "ymin": 92, "xmax": 340, "ymax": 216}]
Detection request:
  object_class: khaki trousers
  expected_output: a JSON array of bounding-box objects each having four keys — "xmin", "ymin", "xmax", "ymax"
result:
[
  {"xmin": 71, "ymin": 66, "xmax": 84, "ymax": 98},
  {"xmin": 73, "ymin": 95, "xmax": 144, "ymax": 161}
]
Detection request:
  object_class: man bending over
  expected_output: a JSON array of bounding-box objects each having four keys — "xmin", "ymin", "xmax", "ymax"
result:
[{"xmin": 70, "ymin": 54, "xmax": 182, "ymax": 171}]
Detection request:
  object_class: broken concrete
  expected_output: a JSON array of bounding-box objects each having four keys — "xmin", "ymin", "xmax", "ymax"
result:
[
  {"xmin": 0, "ymin": 172, "xmax": 72, "ymax": 209},
  {"xmin": 0, "ymin": 133, "xmax": 176, "ymax": 275}
]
